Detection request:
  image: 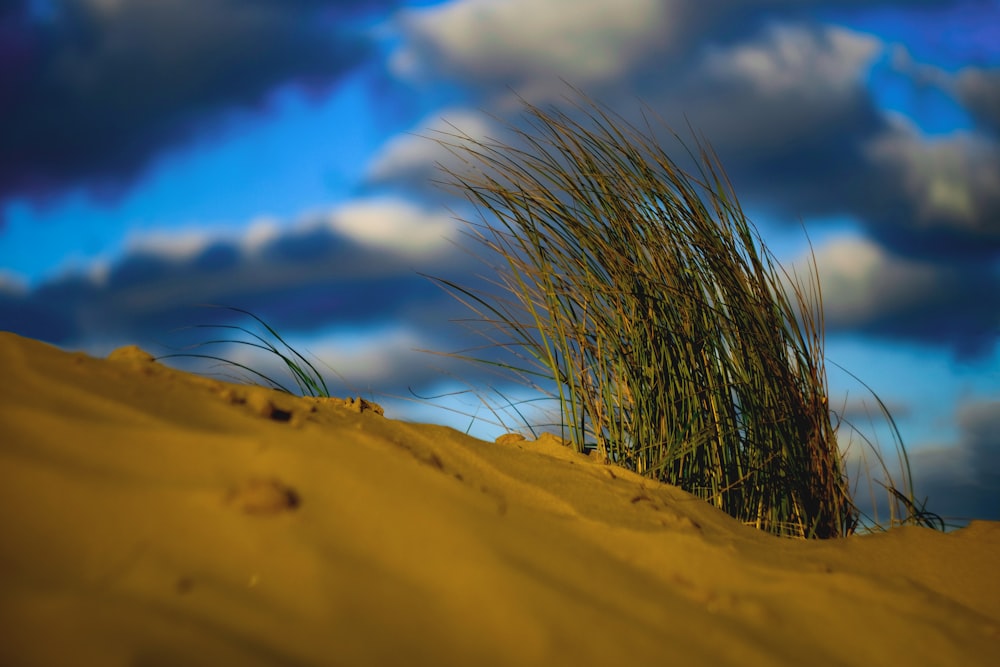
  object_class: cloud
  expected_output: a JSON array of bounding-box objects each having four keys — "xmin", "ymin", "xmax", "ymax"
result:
[
  {"xmin": 388, "ymin": 0, "xmax": 960, "ymax": 106},
  {"xmin": 364, "ymin": 107, "xmax": 505, "ymax": 200},
  {"xmin": 862, "ymin": 115, "xmax": 1000, "ymax": 258},
  {"xmin": 390, "ymin": 0, "xmax": 673, "ymax": 101},
  {"xmin": 324, "ymin": 198, "xmax": 460, "ymax": 258},
  {"xmin": 384, "ymin": 11, "xmax": 888, "ymax": 208},
  {"xmin": 956, "ymin": 66, "xmax": 1000, "ymax": 134},
  {"xmin": 377, "ymin": 19, "xmax": 887, "ymax": 192},
  {"xmin": 668, "ymin": 22, "xmax": 1000, "ymax": 262},
  {"xmin": 909, "ymin": 400, "xmax": 1000, "ymax": 523},
  {"xmin": 0, "ymin": 0, "xmax": 400, "ymax": 215},
  {"xmin": 657, "ymin": 23, "xmax": 885, "ymax": 217},
  {"xmin": 689, "ymin": 22, "xmax": 883, "ymax": 143},
  {"xmin": 683, "ymin": 22, "xmax": 1000, "ymax": 263},
  {"xmin": 0, "ymin": 198, "xmax": 472, "ymax": 353},
  {"xmin": 803, "ymin": 235, "xmax": 999, "ymax": 357}
]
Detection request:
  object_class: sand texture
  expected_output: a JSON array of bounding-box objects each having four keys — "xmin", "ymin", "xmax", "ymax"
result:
[{"xmin": 1, "ymin": 331, "xmax": 997, "ymax": 666}]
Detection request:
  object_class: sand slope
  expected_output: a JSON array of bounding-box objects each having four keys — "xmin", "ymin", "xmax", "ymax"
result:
[{"xmin": 0, "ymin": 331, "xmax": 997, "ymax": 666}]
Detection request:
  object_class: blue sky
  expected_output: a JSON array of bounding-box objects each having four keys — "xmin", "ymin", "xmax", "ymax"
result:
[{"xmin": 1, "ymin": 0, "xmax": 998, "ymax": 524}]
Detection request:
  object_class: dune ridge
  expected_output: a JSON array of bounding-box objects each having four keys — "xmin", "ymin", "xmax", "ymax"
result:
[{"xmin": 0, "ymin": 331, "xmax": 997, "ymax": 666}]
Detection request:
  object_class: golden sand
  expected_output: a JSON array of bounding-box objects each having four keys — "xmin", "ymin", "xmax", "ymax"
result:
[{"xmin": 0, "ymin": 331, "xmax": 997, "ymax": 666}]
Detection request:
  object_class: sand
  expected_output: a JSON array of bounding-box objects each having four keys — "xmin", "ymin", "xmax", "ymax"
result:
[{"xmin": 0, "ymin": 331, "xmax": 997, "ymax": 666}]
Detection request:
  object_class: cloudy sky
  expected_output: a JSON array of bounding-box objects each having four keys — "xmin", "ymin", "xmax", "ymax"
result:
[{"xmin": 1, "ymin": 0, "xmax": 997, "ymax": 524}]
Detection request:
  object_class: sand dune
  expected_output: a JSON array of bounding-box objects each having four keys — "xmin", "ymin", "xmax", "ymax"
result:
[{"xmin": 0, "ymin": 331, "xmax": 997, "ymax": 666}]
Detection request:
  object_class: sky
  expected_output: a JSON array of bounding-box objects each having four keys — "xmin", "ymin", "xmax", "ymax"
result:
[{"xmin": 1, "ymin": 0, "xmax": 997, "ymax": 525}]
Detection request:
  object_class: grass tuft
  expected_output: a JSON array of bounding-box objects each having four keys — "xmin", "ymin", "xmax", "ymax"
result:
[{"xmin": 427, "ymin": 90, "xmax": 934, "ymax": 538}]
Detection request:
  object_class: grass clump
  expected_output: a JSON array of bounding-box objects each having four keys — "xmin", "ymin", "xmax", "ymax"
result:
[{"xmin": 430, "ymin": 93, "xmax": 861, "ymax": 538}]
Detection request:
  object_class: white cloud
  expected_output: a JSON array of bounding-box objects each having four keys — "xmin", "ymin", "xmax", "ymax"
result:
[
  {"xmin": 373, "ymin": 20, "xmax": 886, "ymax": 199},
  {"xmin": 123, "ymin": 229, "xmax": 215, "ymax": 261},
  {"xmin": 392, "ymin": 0, "xmax": 671, "ymax": 96},
  {"xmin": 242, "ymin": 216, "xmax": 283, "ymax": 254},
  {"xmin": 789, "ymin": 231, "xmax": 998, "ymax": 355},
  {"xmin": 866, "ymin": 115, "xmax": 1000, "ymax": 235},
  {"xmin": 117, "ymin": 199, "xmax": 459, "ymax": 269},
  {"xmin": 365, "ymin": 108, "xmax": 501, "ymax": 193},
  {"xmin": 324, "ymin": 198, "xmax": 459, "ymax": 259},
  {"xmin": 799, "ymin": 235, "xmax": 944, "ymax": 327},
  {"xmin": 702, "ymin": 23, "xmax": 880, "ymax": 100},
  {"xmin": 675, "ymin": 23, "xmax": 882, "ymax": 150},
  {"xmin": 381, "ymin": 16, "xmax": 893, "ymax": 221}
]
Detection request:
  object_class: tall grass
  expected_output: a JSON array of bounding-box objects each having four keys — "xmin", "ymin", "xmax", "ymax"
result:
[{"xmin": 430, "ymin": 92, "xmax": 871, "ymax": 538}]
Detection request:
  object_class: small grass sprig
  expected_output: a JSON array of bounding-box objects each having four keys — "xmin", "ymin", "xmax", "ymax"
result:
[{"xmin": 157, "ymin": 305, "xmax": 331, "ymax": 398}]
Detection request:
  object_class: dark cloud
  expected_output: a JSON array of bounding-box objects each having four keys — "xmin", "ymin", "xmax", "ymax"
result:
[
  {"xmin": 677, "ymin": 80, "xmax": 998, "ymax": 272},
  {"xmin": 910, "ymin": 400, "xmax": 1000, "ymax": 524},
  {"xmin": 658, "ymin": 23, "xmax": 887, "ymax": 215},
  {"xmin": 956, "ymin": 67, "xmax": 1000, "ymax": 134},
  {"xmin": 640, "ymin": 21, "xmax": 1000, "ymax": 263},
  {"xmin": 861, "ymin": 118, "xmax": 1000, "ymax": 260},
  {"xmin": 0, "ymin": 0, "xmax": 399, "ymax": 216},
  {"xmin": 808, "ymin": 236, "xmax": 999, "ymax": 358}
]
